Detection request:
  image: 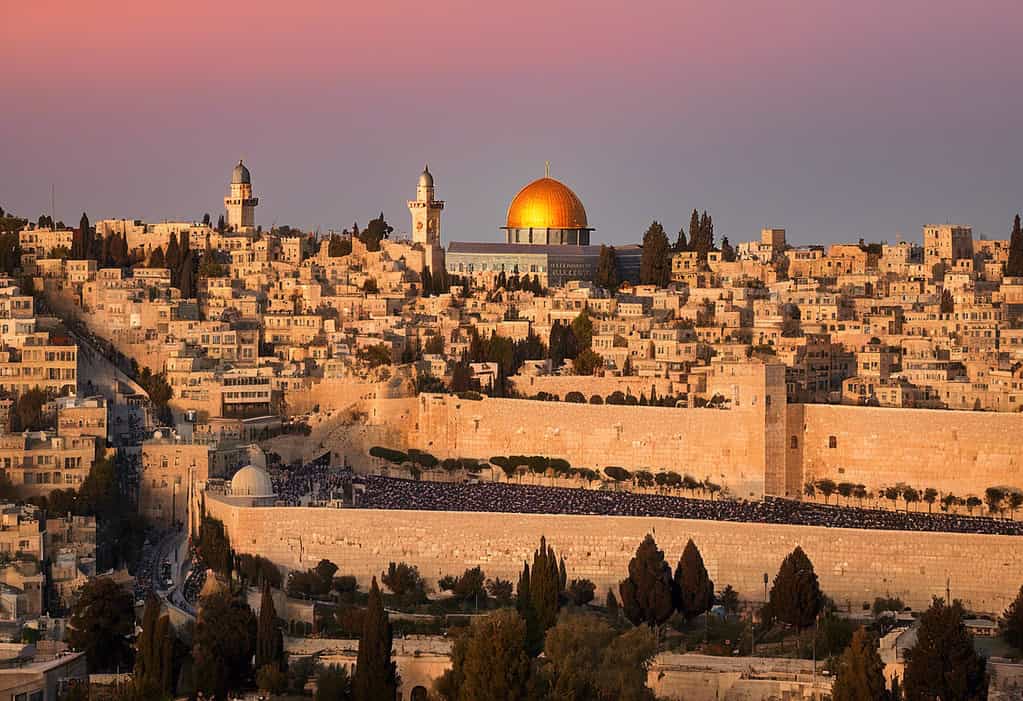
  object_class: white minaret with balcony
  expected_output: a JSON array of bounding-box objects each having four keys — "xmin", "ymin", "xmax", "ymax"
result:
[
  {"xmin": 224, "ymin": 160, "xmax": 259, "ymax": 232},
  {"xmin": 407, "ymin": 165, "xmax": 444, "ymax": 246}
]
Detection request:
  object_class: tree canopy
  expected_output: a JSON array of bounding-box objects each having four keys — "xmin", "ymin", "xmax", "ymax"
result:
[
  {"xmin": 903, "ymin": 597, "xmax": 986, "ymax": 701},
  {"xmin": 353, "ymin": 578, "xmax": 398, "ymax": 701},
  {"xmin": 619, "ymin": 534, "xmax": 675, "ymax": 627},
  {"xmin": 639, "ymin": 221, "xmax": 671, "ymax": 287},
  {"xmin": 832, "ymin": 627, "xmax": 890, "ymax": 701},
  {"xmin": 767, "ymin": 545, "xmax": 823, "ymax": 631}
]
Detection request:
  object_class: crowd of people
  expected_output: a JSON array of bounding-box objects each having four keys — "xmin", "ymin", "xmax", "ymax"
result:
[
  {"xmin": 269, "ymin": 459, "xmax": 350, "ymax": 506},
  {"xmin": 353, "ymin": 475, "xmax": 1023, "ymax": 537}
]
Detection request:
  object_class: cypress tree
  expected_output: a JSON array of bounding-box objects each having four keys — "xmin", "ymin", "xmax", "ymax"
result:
[
  {"xmin": 353, "ymin": 577, "xmax": 398, "ymax": 701},
  {"xmin": 529, "ymin": 536, "xmax": 560, "ymax": 633},
  {"xmin": 673, "ymin": 225, "xmax": 688, "ymax": 252},
  {"xmin": 1003, "ymin": 585, "xmax": 1023, "ymax": 649},
  {"xmin": 674, "ymin": 538, "xmax": 714, "ymax": 621},
  {"xmin": 832, "ymin": 627, "xmax": 890, "ymax": 701},
  {"xmin": 516, "ymin": 561, "xmax": 542, "ymax": 654},
  {"xmin": 904, "ymin": 598, "xmax": 985, "ymax": 701},
  {"xmin": 135, "ymin": 593, "xmax": 161, "ymax": 683},
  {"xmin": 688, "ymin": 209, "xmax": 701, "ymax": 253},
  {"xmin": 595, "ymin": 244, "xmax": 619, "ymax": 290},
  {"xmin": 165, "ymin": 234, "xmax": 181, "ymax": 285},
  {"xmin": 256, "ymin": 579, "xmax": 283, "ymax": 672},
  {"xmin": 1006, "ymin": 213, "xmax": 1023, "ymax": 278},
  {"xmin": 768, "ymin": 546, "xmax": 823, "ymax": 632},
  {"xmin": 149, "ymin": 245, "xmax": 165, "ymax": 269},
  {"xmin": 639, "ymin": 221, "xmax": 671, "ymax": 287},
  {"xmin": 155, "ymin": 614, "xmax": 174, "ymax": 694},
  {"xmin": 558, "ymin": 556, "xmax": 567, "ymax": 595},
  {"xmin": 619, "ymin": 534, "xmax": 675, "ymax": 627}
]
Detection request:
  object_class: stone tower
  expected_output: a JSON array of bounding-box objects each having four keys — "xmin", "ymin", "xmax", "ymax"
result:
[
  {"xmin": 224, "ymin": 159, "xmax": 259, "ymax": 232},
  {"xmin": 407, "ymin": 165, "xmax": 444, "ymax": 246}
]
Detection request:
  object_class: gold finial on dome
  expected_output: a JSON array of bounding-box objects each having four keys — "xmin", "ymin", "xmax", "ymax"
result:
[{"xmin": 545, "ymin": 160, "xmax": 550, "ymax": 178}]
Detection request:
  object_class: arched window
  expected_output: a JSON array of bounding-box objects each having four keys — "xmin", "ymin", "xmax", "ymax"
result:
[{"xmin": 411, "ymin": 687, "xmax": 429, "ymax": 701}]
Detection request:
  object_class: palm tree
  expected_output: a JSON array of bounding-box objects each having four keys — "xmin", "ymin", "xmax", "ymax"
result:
[
  {"xmin": 966, "ymin": 495, "xmax": 982, "ymax": 515},
  {"xmin": 884, "ymin": 486, "xmax": 901, "ymax": 511},
  {"xmin": 940, "ymin": 493, "xmax": 957, "ymax": 513},
  {"xmin": 923, "ymin": 488, "xmax": 938, "ymax": 514}
]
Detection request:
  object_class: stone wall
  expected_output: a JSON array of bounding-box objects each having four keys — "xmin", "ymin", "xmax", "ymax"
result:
[
  {"xmin": 412, "ymin": 393, "xmax": 769, "ymax": 500},
  {"xmin": 798, "ymin": 404, "xmax": 1023, "ymax": 496},
  {"xmin": 205, "ymin": 497, "xmax": 1023, "ymax": 614}
]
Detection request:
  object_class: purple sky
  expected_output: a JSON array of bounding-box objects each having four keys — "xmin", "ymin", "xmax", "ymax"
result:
[{"xmin": 2, "ymin": 0, "xmax": 1021, "ymax": 246}]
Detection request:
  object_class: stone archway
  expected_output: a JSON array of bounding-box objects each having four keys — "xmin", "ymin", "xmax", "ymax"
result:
[{"xmin": 410, "ymin": 685, "xmax": 428, "ymax": 701}]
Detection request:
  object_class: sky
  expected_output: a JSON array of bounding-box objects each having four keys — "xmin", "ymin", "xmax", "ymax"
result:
[{"xmin": 2, "ymin": 0, "xmax": 1022, "ymax": 247}]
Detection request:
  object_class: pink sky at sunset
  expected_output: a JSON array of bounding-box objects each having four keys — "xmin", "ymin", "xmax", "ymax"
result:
[{"xmin": 2, "ymin": 0, "xmax": 1021, "ymax": 245}]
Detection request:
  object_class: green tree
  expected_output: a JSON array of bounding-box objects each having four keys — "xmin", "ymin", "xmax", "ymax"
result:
[
  {"xmin": 256, "ymin": 580, "xmax": 284, "ymax": 673},
  {"xmin": 673, "ymin": 538, "xmax": 714, "ymax": 622},
  {"xmin": 816, "ymin": 478, "xmax": 837, "ymax": 505},
  {"xmin": 691, "ymin": 210, "xmax": 715, "ymax": 262},
  {"xmin": 316, "ymin": 663, "xmax": 353, "ymax": 701},
  {"xmin": 673, "ymin": 225, "xmax": 688, "ymax": 252},
  {"xmin": 903, "ymin": 597, "xmax": 986, "ymax": 701},
  {"xmin": 832, "ymin": 627, "xmax": 890, "ymax": 701},
  {"xmin": 719, "ymin": 585, "xmax": 739, "ymax": 615},
  {"xmin": 572, "ymin": 349, "xmax": 603, "ymax": 376},
  {"xmin": 358, "ymin": 213, "xmax": 393, "ymax": 252},
  {"xmin": 133, "ymin": 593, "xmax": 176, "ymax": 695},
  {"xmin": 767, "ymin": 546, "xmax": 823, "ymax": 631},
  {"xmin": 68, "ymin": 577, "xmax": 135, "ymax": 672},
  {"xmin": 382, "ymin": 561, "xmax": 429, "ymax": 607},
  {"xmin": 619, "ymin": 534, "xmax": 675, "ymax": 627},
  {"xmin": 353, "ymin": 578, "xmax": 398, "ymax": 701},
  {"xmin": 1006, "ymin": 213, "xmax": 1023, "ymax": 278},
  {"xmin": 542, "ymin": 611, "xmax": 656, "ymax": 701},
  {"xmin": 571, "ymin": 310, "xmax": 594, "ymax": 351},
  {"xmin": 192, "ymin": 590, "xmax": 257, "ymax": 698},
  {"xmin": 1001, "ymin": 584, "xmax": 1023, "ymax": 650},
  {"xmin": 639, "ymin": 221, "xmax": 672, "ymax": 287},
  {"xmin": 529, "ymin": 536, "xmax": 562, "ymax": 637},
  {"xmin": 148, "ymin": 245, "xmax": 165, "ymax": 269},
  {"xmin": 595, "ymin": 244, "xmax": 619, "ymax": 290},
  {"xmin": 444, "ymin": 609, "xmax": 534, "ymax": 701}
]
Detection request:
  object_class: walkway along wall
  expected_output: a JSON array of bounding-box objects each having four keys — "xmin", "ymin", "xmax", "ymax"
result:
[{"xmin": 205, "ymin": 497, "xmax": 1023, "ymax": 615}]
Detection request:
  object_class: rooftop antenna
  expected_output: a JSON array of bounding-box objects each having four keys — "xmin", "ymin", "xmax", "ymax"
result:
[
  {"xmin": 50, "ymin": 184, "xmax": 55, "ymax": 226},
  {"xmin": 545, "ymin": 160, "xmax": 550, "ymax": 178}
]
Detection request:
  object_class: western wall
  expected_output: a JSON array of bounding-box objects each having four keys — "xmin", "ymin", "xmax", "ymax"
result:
[{"xmin": 205, "ymin": 497, "xmax": 1023, "ymax": 614}]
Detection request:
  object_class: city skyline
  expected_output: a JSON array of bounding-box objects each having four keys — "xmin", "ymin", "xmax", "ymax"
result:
[{"xmin": 3, "ymin": 0, "xmax": 1022, "ymax": 246}]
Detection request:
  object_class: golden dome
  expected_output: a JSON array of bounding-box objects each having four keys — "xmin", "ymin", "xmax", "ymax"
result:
[{"xmin": 505, "ymin": 176, "xmax": 589, "ymax": 230}]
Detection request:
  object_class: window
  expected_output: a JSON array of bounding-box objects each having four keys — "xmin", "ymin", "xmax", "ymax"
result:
[
  {"xmin": 828, "ymin": 435, "xmax": 837, "ymax": 449},
  {"xmin": 790, "ymin": 436, "xmax": 798, "ymax": 449}
]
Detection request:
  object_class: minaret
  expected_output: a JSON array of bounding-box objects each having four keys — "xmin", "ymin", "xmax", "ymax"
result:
[
  {"xmin": 224, "ymin": 159, "xmax": 259, "ymax": 232},
  {"xmin": 408, "ymin": 164, "xmax": 444, "ymax": 246}
]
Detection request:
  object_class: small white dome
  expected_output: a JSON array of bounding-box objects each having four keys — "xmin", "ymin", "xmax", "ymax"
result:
[{"xmin": 231, "ymin": 464, "xmax": 274, "ymax": 498}]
